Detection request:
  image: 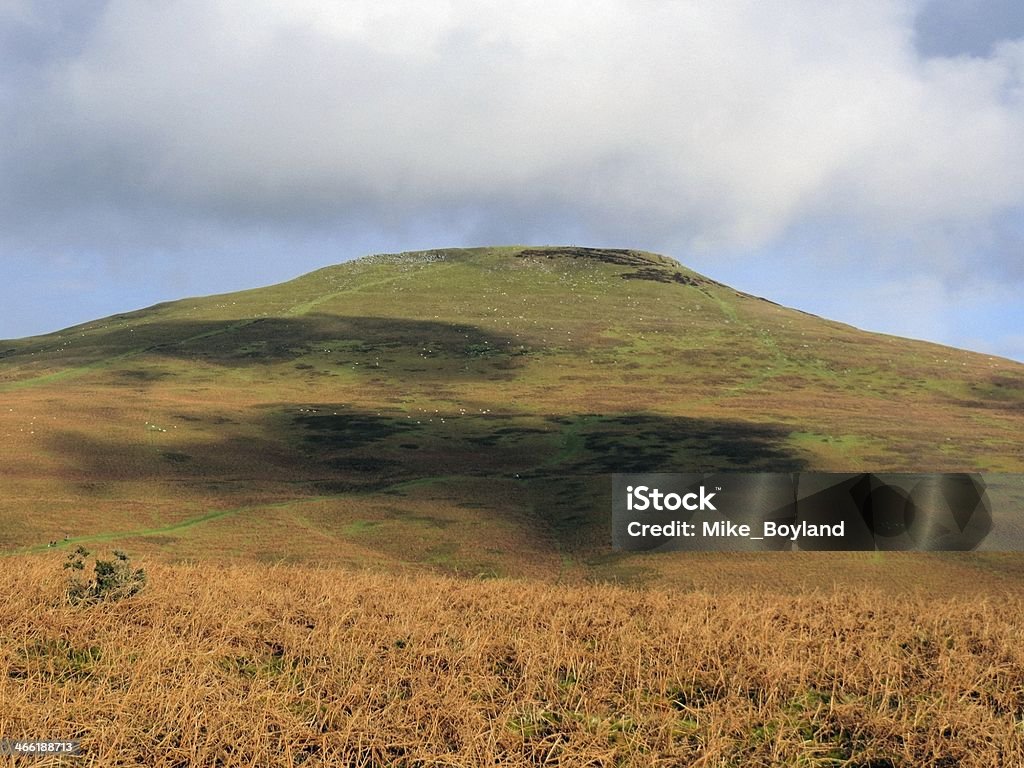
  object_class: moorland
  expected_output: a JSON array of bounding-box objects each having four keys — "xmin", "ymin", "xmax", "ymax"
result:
[{"xmin": 3, "ymin": 246, "xmax": 1024, "ymax": 765}]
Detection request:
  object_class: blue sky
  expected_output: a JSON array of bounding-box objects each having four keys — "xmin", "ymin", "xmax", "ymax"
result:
[{"xmin": 1, "ymin": 0, "xmax": 1022, "ymax": 361}]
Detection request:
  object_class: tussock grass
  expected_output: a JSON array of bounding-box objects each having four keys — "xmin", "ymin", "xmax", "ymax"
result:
[{"xmin": 3, "ymin": 556, "xmax": 1024, "ymax": 766}]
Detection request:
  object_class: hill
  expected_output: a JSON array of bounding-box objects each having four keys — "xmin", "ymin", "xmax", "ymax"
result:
[
  {"xmin": 1, "ymin": 246, "xmax": 1022, "ymax": 579},
  {"xmin": 6, "ymin": 246, "xmax": 1024, "ymax": 766}
]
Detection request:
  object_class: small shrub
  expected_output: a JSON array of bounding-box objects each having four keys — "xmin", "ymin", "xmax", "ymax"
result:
[{"xmin": 63, "ymin": 547, "xmax": 146, "ymax": 605}]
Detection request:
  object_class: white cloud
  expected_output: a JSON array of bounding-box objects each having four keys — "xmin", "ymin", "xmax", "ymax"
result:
[{"xmin": 1, "ymin": 0, "xmax": 1020, "ymax": 255}]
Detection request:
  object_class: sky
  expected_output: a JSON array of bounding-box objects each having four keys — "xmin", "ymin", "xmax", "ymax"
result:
[{"xmin": 1, "ymin": 0, "xmax": 1022, "ymax": 361}]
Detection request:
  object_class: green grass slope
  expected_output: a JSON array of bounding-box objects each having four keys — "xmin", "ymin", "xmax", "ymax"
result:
[{"xmin": 2, "ymin": 246, "xmax": 1022, "ymax": 578}]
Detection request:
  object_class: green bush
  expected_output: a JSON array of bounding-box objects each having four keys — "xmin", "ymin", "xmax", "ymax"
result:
[{"xmin": 63, "ymin": 547, "xmax": 146, "ymax": 604}]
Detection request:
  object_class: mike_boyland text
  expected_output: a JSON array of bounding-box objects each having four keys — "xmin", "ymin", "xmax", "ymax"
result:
[{"xmin": 625, "ymin": 520, "xmax": 844, "ymax": 539}]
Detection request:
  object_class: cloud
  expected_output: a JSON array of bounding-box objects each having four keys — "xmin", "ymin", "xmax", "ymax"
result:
[{"xmin": 1, "ymin": 1, "xmax": 1022, "ymax": 254}]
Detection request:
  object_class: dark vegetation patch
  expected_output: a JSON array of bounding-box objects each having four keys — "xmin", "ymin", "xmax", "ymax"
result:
[
  {"xmin": 620, "ymin": 268, "xmax": 709, "ymax": 286},
  {"xmin": 292, "ymin": 411, "xmax": 420, "ymax": 489},
  {"xmin": 940, "ymin": 371, "xmax": 1024, "ymax": 412},
  {"xmin": 551, "ymin": 415, "xmax": 806, "ymax": 474},
  {"xmin": 384, "ymin": 508, "xmax": 457, "ymax": 529},
  {"xmin": 955, "ymin": 372, "xmax": 1024, "ymax": 409},
  {"xmin": 114, "ymin": 368, "xmax": 175, "ymax": 384},
  {"xmin": 327, "ymin": 457, "xmax": 402, "ymax": 474},
  {"xmin": 293, "ymin": 412, "xmax": 418, "ymax": 451},
  {"xmin": 517, "ymin": 247, "xmax": 662, "ymax": 267},
  {"xmin": 991, "ymin": 374, "xmax": 1024, "ymax": 391},
  {"xmin": 161, "ymin": 452, "xmax": 192, "ymax": 464},
  {"xmin": 944, "ymin": 398, "xmax": 1023, "ymax": 412},
  {"xmin": 465, "ymin": 426, "xmax": 551, "ymax": 448},
  {"xmin": 524, "ymin": 476, "xmax": 611, "ymax": 549},
  {"xmin": 311, "ymin": 479, "xmax": 396, "ymax": 494},
  {"xmin": 516, "ymin": 246, "xmax": 726, "ymax": 290}
]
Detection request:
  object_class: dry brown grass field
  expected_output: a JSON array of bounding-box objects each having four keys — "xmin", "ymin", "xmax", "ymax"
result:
[
  {"xmin": 3, "ymin": 556, "xmax": 1024, "ymax": 767},
  {"xmin": 3, "ymin": 248, "xmax": 1024, "ymax": 765}
]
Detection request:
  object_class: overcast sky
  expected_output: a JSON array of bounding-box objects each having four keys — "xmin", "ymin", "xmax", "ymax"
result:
[{"xmin": 1, "ymin": 0, "xmax": 1022, "ymax": 361}]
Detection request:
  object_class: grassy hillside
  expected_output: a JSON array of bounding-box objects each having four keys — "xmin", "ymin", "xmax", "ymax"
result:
[
  {"xmin": 5, "ymin": 246, "xmax": 1024, "ymax": 766},
  {"xmin": 1, "ymin": 246, "xmax": 1022, "ymax": 577}
]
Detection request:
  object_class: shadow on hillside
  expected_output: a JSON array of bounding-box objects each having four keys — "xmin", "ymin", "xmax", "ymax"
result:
[
  {"xmin": 57, "ymin": 315, "xmax": 528, "ymax": 380},
  {"xmin": 43, "ymin": 407, "xmax": 806, "ymax": 551}
]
